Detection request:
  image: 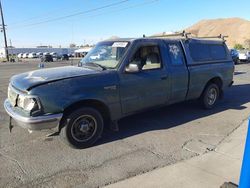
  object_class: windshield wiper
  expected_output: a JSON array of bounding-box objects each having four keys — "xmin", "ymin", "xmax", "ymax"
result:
[{"xmin": 85, "ymin": 62, "xmax": 107, "ymax": 70}]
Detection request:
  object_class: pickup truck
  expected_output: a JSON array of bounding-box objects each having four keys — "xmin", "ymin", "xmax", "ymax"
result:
[{"xmin": 4, "ymin": 37, "xmax": 234, "ymax": 148}]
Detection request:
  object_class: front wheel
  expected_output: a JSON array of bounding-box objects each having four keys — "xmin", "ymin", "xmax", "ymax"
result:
[
  {"xmin": 200, "ymin": 83, "xmax": 220, "ymax": 109},
  {"xmin": 60, "ymin": 107, "xmax": 104, "ymax": 149}
]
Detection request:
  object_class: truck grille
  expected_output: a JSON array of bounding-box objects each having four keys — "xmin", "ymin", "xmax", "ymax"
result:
[{"xmin": 8, "ymin": 86, "xmax": 18, "ymax": 107}]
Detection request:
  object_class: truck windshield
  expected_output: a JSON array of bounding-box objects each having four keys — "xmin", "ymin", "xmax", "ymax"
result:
[{"xmin": 79, "ymin": 41, "xmax": 130, "ymax": 69}]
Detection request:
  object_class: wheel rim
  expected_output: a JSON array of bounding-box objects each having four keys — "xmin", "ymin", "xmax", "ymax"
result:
[
  {"xmin": 207, "ymin": 87, "xmax": 217, "ymax": 106},
  {"xmin": 71, "ymin": 115, "xmax": 97, "ymax": 142}
]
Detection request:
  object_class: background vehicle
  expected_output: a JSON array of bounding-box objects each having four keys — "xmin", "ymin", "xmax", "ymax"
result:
[
  {"xmin": 239, "ymin": 50, "xmax": 250, "ymax": 62},
  {"xmin": 28, "ymin": 52, "xmax": 37, "ymax": 58},
  {"xmin": 50, "ymin": 52, "xmax": 57, "ymax": 58},
  {"xmin": 61, "ymin": 54, "xmax": 69, "ymax": 60},
  {"xmin": 41, "ymin": 54, "xmax": 53, "ymax": 62},
  {"xmin": 36, "ymin": 52, "xmax": 43, "ymax": 58},
  {"xmin": 4, "ymin": 35, "xmax": 234, "ymax": 149},
  {"xmin": 68, "ymin": 53, "xmax": 74, "ymax": 58},
  {"xmin": 230, "ymin": 49, "xmax": 239, "ymax": 64},
  {"xmin": 17, "ymin": 53, "xmax": 23, "ymax": 58},
  {"xmin": 22, "ymin": 53, "xmax": 29, "ymax": 58}
]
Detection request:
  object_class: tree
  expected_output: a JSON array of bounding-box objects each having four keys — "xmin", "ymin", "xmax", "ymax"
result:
[
  {"xmin": 244, "ymin": 39, "xmax": 250, "ymax": 49},
  {"xmin": 234, "ymin": 43, "xmax": 244, "ymax": 50}
]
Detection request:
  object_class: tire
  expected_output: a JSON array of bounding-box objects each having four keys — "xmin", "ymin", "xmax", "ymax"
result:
[
  {"xmin": 60, "ymin": 107, "xmax": 104, "ymax": 149},
  {"xmin": 200, "ymin": 83, "xmax": 220, "ymax": 109}
]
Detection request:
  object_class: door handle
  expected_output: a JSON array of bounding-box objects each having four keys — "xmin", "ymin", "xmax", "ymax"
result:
[{"xmin": 161, "ymin": 76, "xmax": 168, "ymax": 80}]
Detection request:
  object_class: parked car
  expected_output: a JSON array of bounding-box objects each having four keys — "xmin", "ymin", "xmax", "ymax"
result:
[
  {"xmin": 61, "ymin": 54, "xmax": 69, "ymax": 60},
  {"xmin": 239, "ymin": 50, "xmax": 250, "ymax": 62},
  {"xmin": 50, "ymin": 52, "xmax": 57, "ymax": 58},
  {"xmin": 230, "ymin": 49, "xmax": 239, "ymax": 64},
  {"xmin": 28, "ymin": 52, "xmax": 37, "ymax": 58},
  {"xmin": 36, "ymin": 52, "xmax": 43, "ymax": 58},
  {"xmin": 68, "ymin": 53, "xmax": 74, "ymax": 58},
  {"xmin": 41, "ymin": 54, "xmax": 53, "ymax": 62},
  {"xmin": 22, "ymin": 53, "xmax": 29, "ymax": 58},
  {"xmin": 17, "ymin": 53, "xmax": 23, "ymax": 58},
  {"xmin": 4, "ymin": 37, "xmax": 234, "ymax": 148}
]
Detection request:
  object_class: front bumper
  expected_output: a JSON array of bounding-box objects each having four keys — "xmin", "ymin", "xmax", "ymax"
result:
[{"xmin": 4, "ymin": 99, "xmax": 63, "ymax": 131}]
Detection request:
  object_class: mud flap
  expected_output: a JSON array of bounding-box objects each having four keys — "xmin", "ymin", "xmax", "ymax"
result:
[
  {"xmin": 9, "ymin": 116, "xmax": 14, "ymax": 133},
  {"xmin": 109, "ymin": 120, "xmax": 119, "ymax": 132}
]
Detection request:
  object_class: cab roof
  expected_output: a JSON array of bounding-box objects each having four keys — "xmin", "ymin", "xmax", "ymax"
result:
[{"xmin": 103, "ymin": 37, "xmax": 226, "ymax": 45}]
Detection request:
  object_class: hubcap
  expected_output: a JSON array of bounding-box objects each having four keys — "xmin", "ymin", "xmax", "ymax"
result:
[
  {"xmin": 71, "ymin": 115, "xmax": 97, "ymax": 142},
  {"xmin": 207, "ymin": 87, "xmax": 217, "ymax": 105}
]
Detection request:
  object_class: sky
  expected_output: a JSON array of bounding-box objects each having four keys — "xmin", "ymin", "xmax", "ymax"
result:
[{"xmin": 1, "ymin": 0, "xmax": 250, "ymax": 48}]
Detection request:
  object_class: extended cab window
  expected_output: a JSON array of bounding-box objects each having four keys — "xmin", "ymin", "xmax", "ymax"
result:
[
  {"xmin": 189, "ymin": 43, "xmax": 227, "ymax": 62},
  {"xmin": 167, "ymin": 43, "xmax": 185, "ymax": 65},
  {"xmin": 131, "ymin": 45, "xmax": 161, "ymax": 70}
]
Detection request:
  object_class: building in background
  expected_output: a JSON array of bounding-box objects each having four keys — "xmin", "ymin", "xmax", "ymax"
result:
[{"xmin": 0, "ymin": 46, "xmax": 78, "ymax": 58}]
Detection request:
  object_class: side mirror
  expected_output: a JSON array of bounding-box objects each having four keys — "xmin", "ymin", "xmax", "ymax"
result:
[{"xmin": 125, "ymin": 63, "xmax": 140, "ymax": 73}]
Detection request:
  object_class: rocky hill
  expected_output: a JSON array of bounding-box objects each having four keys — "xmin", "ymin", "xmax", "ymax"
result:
[{"xmin": 185, "ymin": 17, "xmax": 250, "ymax": 48}]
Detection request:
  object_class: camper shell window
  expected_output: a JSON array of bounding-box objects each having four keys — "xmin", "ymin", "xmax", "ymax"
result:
[{"xmin": 189, "ymin": 43, "xmax": 227, "ymax": 62}]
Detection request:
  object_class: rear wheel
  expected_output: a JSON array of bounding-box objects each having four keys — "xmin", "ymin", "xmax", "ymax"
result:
[
  {"xmin": 60, "ymin": 107, "xmax": 104, "ymax": 149},
  {"xmin": 200, "ymin": 83, "xmax": 220, "ymax": 109}
]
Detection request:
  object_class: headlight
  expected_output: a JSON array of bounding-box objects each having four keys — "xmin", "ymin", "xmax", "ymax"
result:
[{"xmin": 17, "ymin": 95, "xmax": 38, "ymax": 111}]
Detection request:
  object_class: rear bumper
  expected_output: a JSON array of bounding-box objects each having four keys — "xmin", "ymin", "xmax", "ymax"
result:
[{"xmin": 4, "ymin": 99, "xmax": 63, "ymax": 131}]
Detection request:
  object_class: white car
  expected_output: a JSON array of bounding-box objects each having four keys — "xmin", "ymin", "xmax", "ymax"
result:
[
  {"xmin": 28, "ymin": 52, "xmax": 37, "ymax": 58},
  {"xmin": 239, "ymin": 51, "xmax": 250, "ymax": 62},
  {"xmin": 36, "ymin": 52, "xmax": 43, "ymax": 57},
  {"xmin": 22, "ymin": 53, "xmax": 29, "ymax": 58},
  {"xmin": 50, "ymin": 52, "xmax": 57, "ymax": 58},
  {"xmin": 17, "ymin": 53, "xmax": 23, "ymax": 58}
]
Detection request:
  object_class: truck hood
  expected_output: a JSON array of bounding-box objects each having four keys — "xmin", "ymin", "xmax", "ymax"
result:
[{"xmin": 10, "ymin": 66, "xmax": 99, "ymax": 91}]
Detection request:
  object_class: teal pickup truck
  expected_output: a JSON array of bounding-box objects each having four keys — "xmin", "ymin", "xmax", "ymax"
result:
[{"xmin": 4, "ymin": 36, "xmax": 234, "ymax": 148}]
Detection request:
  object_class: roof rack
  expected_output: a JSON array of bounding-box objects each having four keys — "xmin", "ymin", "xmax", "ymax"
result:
[
  {"xmin": 148, "ymin": 30, "xmax": 191, "ymax": 39},
  {"xmin": 146, "ymin": 31, "xmax": 228, "ymax": 41},
  {"xmin": 192, "ymin": 34, "xmax": 228, "ymax": 41}
]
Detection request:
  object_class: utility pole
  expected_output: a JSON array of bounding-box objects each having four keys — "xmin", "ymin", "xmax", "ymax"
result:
[{"xmin": 0, "ymin": 0, "xmax": 9, "ymax": 61}]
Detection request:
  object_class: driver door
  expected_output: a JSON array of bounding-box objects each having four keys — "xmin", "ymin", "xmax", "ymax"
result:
[{"xmin": 119, "ymin": 41, "xmax": 170, "ymax": 115}]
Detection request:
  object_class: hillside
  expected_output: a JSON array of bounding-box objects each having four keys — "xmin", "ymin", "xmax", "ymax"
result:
[{"xmin": 186, "ymin": 17, "xmax": 250, "ymax": 48}]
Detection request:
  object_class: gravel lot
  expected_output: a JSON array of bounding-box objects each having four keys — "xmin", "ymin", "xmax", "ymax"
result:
[{"xmin": 0, "ymin": 60, "xmax": 249, "ymax": 188}]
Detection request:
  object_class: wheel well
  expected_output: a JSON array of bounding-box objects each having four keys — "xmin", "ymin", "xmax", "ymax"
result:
[
  {"xmin": 201, "ymin": 77, "xmax": 223, "ymax": 97},
  {"xmin": 59, "ymin": 99, "xmax": 111, "ymax": 130},
  {"xmin": 208, "ymin": 77, "xmax": 223, "ymax": 89}
]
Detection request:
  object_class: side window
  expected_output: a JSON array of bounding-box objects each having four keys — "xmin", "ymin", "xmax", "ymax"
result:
[
  {"xmin": 189, "ymin": 43, "xmax": 227, "ymax": 62},
  {"xmin": 131, "ymin": 45, "xmax": 161, "ymax": 70},
  {"xmin": 189, "ymin": 43, "xmax": 211, "ymax": 61},
  {"xmin": 168, "ymin": 43, "xmax": 185, "ymax": 65},
  {"xmin": 210, "ymin": 45, "xmax": 227, "ymax": 60}
]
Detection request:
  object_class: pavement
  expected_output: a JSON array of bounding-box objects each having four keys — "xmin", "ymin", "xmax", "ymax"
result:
[
  {"xmin": 104, "ymin": 119, "xmax": 248, "ymax": 188},
  {"xmin": 0, "ymin": 60, "xmax": 249, "ymax": 188}
]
